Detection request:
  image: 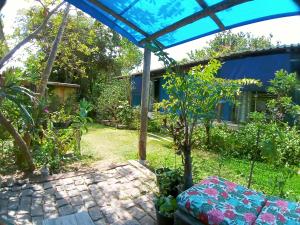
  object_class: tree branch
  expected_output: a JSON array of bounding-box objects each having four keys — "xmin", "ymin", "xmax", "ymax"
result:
[
  {"xmin": 0, "ymin": 1, "xmax": 65, "ymax": 69},
  {"xmin": 38, "ymin": 3, "xmax": 70, "ymax": 98}
]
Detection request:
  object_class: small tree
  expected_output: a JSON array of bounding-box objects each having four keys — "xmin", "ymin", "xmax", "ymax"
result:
[
  {"xmin": 159, "ymin": 59, "xmax": 250, "ymax": 189},
  {"xmin": 267, "ymin": 69, "xmax": 300, "ymax": 123}
]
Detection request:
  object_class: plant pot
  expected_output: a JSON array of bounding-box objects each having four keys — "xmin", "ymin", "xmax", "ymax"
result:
[{"xmin": 156, "ymin": 210, "xmax": 174, "ymax": 225}]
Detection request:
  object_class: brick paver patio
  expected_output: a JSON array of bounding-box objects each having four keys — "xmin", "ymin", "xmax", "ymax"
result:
[{"xmin": 0, "ymin": 161, "xmax": 158, "ymax": 225}]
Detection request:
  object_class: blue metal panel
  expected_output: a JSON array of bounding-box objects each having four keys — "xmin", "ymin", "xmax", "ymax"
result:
[
  {"xmin": 218, "ymin": 53, "xmax": 291, "ymax": 89},
  {"xmin": 131, "ymin": 75, "xmax": 142, "ymax": 106},
  {"xmin": 221, "ymin": 102, "xmax": 232, "ymax": 121}
]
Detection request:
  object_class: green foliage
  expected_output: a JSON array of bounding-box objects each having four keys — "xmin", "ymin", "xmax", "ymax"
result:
[
  {"xmin": 155, "ymin": 168, "xmax": 183, "ymax": 196},
  {"xmin": 116, "ymin": 100, "xmax": 134, "ymax": 127},
  {"xmin": 154, "ymin": 195, "xmax": 177, "ymax": 218},
  {"xmin": 33, "ymin": 123, "xmax": 77, "ymax": 173},
  {"xmin": 266, "ymin": 70, "xmax": 300, "ymax": 123},
  {"xmin": 184, "ymin": 30, "xmax": 274, "ymax": 62},
  {"xmin": 148, "ymin": 111, "xmax": 168, "ymax": 133},
  {"xmin": 96, "ymin": 78, "xmax": 131, "ymax": 122}
]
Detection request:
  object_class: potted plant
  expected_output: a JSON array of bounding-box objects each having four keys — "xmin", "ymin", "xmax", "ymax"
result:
[
  {"xmin": 155, "ymin": 167, "xmax": 183, "ymax": 197},
  {"xmin": 154, "ymin": 195, "xmax": 177, "ymax": 225}
]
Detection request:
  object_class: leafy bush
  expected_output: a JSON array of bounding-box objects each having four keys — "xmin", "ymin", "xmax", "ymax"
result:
[
  {"xmin": 148, "ymin": 111, "xmax": 168, "ymax": 133},
  {"xmin": 154, "ymin": 195, "xmax": 177, "ymax": 218},
  {"xmin": 155, "ymin": 167, "xmax": 183, "ymax": 197}
]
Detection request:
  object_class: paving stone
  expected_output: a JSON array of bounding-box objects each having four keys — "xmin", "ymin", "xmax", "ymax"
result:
[
  {"xmin": 139, "ymin": 215, "xmax": 156, "ymax": 225},
  {"xmin": 77, "ymin": 184, "xmax": 88, "ymax": 191},
  {"xmin": 7, "ymin": 210, "xmax": 16, "ymax": 217},
  {"xmin": 68, "ymin": 189, "xmax": 80, "ymax": 197},
  {"xmin": 120, "ymin": 200, "xmax": 135, "ymax": 209},
  {"xmin": 19, "ymin": 197, "xmax": 31, "ymax": 212},
  {"xmin": 0, "ymin": 164, "xmax": 158, "ymax": 224},
  {"xmin": 7, "ymin": 197, "xmax": 18, "ymax": 211},
  {"xmin": 0, "ymin": 199, "xmax": 8, "ymax": 215},
  {"xmin": 85, "ymin": 200, "xmax": 97, "ymax": 208},
  {"xmin": 31, "ymin": 205, "xmax": 43, "ymax": 217},
  {"xmin": 57, "ymin": 198, "xmax": 68, "ymax": 207},
  {"xmin": 21, "ymin": 183, "xmax": 33, "ymax": 190},
  {"xmin": 74, "ymin": 205, "xmax": 86, "ymax": 213},
  {"xmin": 44, "ymin": 211, "xmax": 59, "ymax": 219},
  {"xmin": 128, "ymin": 207, "xmax": 146, "ymax": 220},
  {"xmin": 45, "ymin": 188, "xmax": 55, "ymax": 195},
  {"xmin": 58, "ymin": 204, "xmax": 75, "ymax": 216},
  {"xmin": 74, "ymin": 179, "xmax": 85, "ymax": 185},
  {"xmin": 94, "ymin": 218, "xmax": 107, "ymax": 225},
  {"xmin": 32, "ymin": 184, "xmax": 43, "ymax": 191},
  {"xmin": 43, "ymin": 182, "xmax": 53, "ymax": 190},
  {"xmin": 32, "ymin": 216, "xmax": 43, "ymax": 225},
  {"xmin": 43, "ymin": 203, "xmax": 56, "ymax": 213},
  {"xmin": 88, "ymin": 206, "xmax": 104, "ymax": 221},
  {"xmin": 70, "ymin": 196, "xmax": 84, "ymax": 206},
  {"xmin": 32, "ymin": 191, "xmax": 44, "ymax": 198},
  {"xmin": 55, "ymin": 190, "xmax": 67, "ymax": 199},
  {"xmin": 123, "ymin": 219, "xmax": 141, "ymax": 225},
  {"xmin": 20, "ymin": 189, "xmax": 34, "ymax": 197},
  {"xmin": 62, "ymin": 178, "xmax": 74, "ymax": 185},
  {"xmin": 12, "ymin": 186, "xmax": 22, "ymax": 192}
]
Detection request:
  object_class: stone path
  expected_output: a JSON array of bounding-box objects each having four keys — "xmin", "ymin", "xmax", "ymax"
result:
[{"xmin": 0, "ymin": 161, "xmax": 158, "ymax": 225}]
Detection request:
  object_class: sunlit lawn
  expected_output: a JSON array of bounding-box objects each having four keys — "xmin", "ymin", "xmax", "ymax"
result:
[{"xmin": 82, "ymin": 123, "xmax": 300, "ymax": 201}]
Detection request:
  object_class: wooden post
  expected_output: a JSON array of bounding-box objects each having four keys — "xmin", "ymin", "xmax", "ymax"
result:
[{"xmin": 139, "ymin": 47, "xmax": 151, "ymax": 163}]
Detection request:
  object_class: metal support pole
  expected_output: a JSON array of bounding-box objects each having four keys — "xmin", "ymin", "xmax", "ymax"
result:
[{"xmin": 139, "ymin": 47, "xmax": 151, "ymax": 163}]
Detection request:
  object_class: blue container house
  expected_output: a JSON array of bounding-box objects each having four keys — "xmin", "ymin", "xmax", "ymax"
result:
[{"xmin": 131, "ymin": 45, "xmax": 300, "ymax": 123}]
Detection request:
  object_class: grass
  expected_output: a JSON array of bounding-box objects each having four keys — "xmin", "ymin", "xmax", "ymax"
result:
[{"xmin": 82, "ymin": 123, "xmax": 300, "ymax": 201}]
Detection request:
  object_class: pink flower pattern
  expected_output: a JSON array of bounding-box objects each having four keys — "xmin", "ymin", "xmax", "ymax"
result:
[{"xmin": 177, "ymin": 177, "xmax": 299, "ymax": 225}]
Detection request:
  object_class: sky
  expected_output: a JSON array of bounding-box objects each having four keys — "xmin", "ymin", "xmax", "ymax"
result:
[{"xmin": 2, "ymin": 1, "xmax": 300, "ymax": 71}]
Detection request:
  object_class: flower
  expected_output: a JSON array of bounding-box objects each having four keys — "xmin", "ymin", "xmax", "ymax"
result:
[
  {"xmin": 44, "ymin": 108, "xmax": 49, "ymax": 113},
  {"xmin": 224, "ymin": 210, "xmax": 236, "ymax": 219},
  {"xmin": 244, "ymin": 213, "xmax": 256, "ymax": 223},
  {"xmin": 278, "ymin": 214, "xmax": 286, "ymax": 223},
  {"xmin": 208, "ymin": 209, "xmax": 224, "ymax": 224},
  {"xmin": 187, "ymin": 191, "xmax": 199, "ymax": 195},
  {"xmin": 204, "ymin": 188, "xmax": 218, "ymax": 197},
  {"xmin": 185, "ymin": 200, "xmax": 191, "ymax": 211},
  {"xmin": 260, "ymin": 213, "xmax": 276, "ymax": 223},
  {"xmin": 276, "ymin": 200, "xmax": 288, "ymax": 209},
  {"xmin": 200, "ymin": 179, "xmax": 211, "ymax": 185},
  {"xmin": 224, "ymin": 181, "xmax": 237, "ymax": 190},
  {"xmin": 198, "ymin": 213, "xmax": 208, "ymax": 224},
  {"xmin": 244, "ymin": 191, "xmax": 253, "ymax": 196},
  {"xmin": 210, "ymin": 178, "xmax": 220, "ymax": 184},
  {"xmin": 221, "ymin": 192, "xmax": 228, "ymax": 199},
  {"xmin": 243, "ymin": 198, "xmax": 249, "ymax": 204}
]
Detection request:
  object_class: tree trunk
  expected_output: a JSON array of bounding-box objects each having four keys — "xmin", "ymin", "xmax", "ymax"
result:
[
  {"xmin": 0, "ymin": 112, "xmax": 35, "ymax": 172},
  {"xmin": 0, "ymin": 2, "xmax": 64, "ymax": 69},
  {"xmin": 183, "ymin": 145, "xmax": 193, "ymax": 190},
  {"xmin": 205, "ymin": 123, "xmax": 211, "ymax": 147},
  {"xmin": 247, "ymin": 160, "xmax": 255, "ymax": 188},
  {"xmin": 38, "ymin": 3, "xmax": 70, "ymax": 98}
]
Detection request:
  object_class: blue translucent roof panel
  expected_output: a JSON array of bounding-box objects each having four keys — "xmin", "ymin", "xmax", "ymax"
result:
[
  {"xmin": 205, "ymin": 0, "xmax": 223, "ymax": 7},
  {"xmin": 157, "ymin": 17, "xmax": 219, "ymax": 47},
  {"xmin": 122, "ymin": 0, "xmax": 202, "ymax": 34},
  {"xmin": 66, "ymin": 0, "xmax": 300, "ymax": 49},
  {"xmin": 216, "ymin": 0, "xmax": 300, "ymax": 27}
]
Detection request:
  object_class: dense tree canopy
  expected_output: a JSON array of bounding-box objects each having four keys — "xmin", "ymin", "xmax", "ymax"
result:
[
  {"xmin": 17, "ymin": 1, "xmax": 142, "ymax": 95},
  {"xmin": 183, "ymin": 30, "xmax": 275, "ymax": 62}
]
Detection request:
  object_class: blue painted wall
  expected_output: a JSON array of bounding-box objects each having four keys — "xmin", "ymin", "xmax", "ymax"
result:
[{"xmin": 131, "ymin": 53, "xmax": 292, "ymax": 120}]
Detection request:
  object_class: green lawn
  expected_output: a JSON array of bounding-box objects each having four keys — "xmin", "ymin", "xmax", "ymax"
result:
[{"xmin": 82, "ymin": 124, "xmax": 300, "ymax": 201}]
